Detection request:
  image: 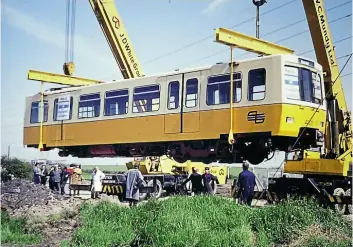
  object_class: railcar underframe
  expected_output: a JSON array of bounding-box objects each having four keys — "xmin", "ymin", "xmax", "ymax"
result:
[{"xmin": 29, "ymin": 126, "xmax": 323, "ymax": 165}]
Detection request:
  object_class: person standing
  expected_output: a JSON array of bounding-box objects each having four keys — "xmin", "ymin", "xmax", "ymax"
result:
[
  {"xmin": 125, "ymin": 163, "xmax": 144, "ymax": 207},
  {"xmin": 91, "ymin": 167, "xmax": 105, "ymax": 199},
  {"xmin": 40, "ymin": 165, "xmax": 48, "ymax": 186},
  {"xmin": 182, "ymin": 167, "xmax": 204, "ymax": 195},
  {"xmin": 60, "ymin": 167, "xmax": 70, "ymax": 195},
  {"xmin": 202, "ymin": 167, "xmax": 219, "ymax": 195},
  {"xmin": 237, "ymin": 162, "xmax": 256, "ymax": 207},
  {"xmin": 48, "ymin": 166, "xmax": 55, "ymax": 190},
  {"xmin": 70, "ymin": 164, "xmax": 82, "ymax": 196},
  {"xmin": 33, "ymin": 163, "xmax": 41, "ymax": 185},
  {"xmin": 51, "ymin": 165, "xmax": 61, "ymax": 192}
]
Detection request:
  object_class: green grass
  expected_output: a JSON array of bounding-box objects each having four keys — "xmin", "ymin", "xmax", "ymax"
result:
[
  {"xmin": 1, "ymin": 211, "xmax": 42, "ymax": 245},
  {"xmin": 64, "ymin": 197, "xmax": 351, "ymax": 247}
]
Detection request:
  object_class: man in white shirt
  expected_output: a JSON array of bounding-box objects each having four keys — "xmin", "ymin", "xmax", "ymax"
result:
[{"xmin": 91, "ymin": 167, "xmax": 105, "ymax": 199}]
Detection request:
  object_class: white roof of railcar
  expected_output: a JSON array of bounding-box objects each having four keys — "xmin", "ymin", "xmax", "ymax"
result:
[{"xmin": 35, "ymin": 54, "xmax": 317, "ymax": 96}]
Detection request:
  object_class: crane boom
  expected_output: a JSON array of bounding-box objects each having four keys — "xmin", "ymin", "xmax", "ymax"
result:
[
  {"xmin": 302, "ymin": 0, "xmax": 352, "ymax": 156},
  {"xmin": 88, "ymin": 0, "xmax": 144, "ymax": 79}
]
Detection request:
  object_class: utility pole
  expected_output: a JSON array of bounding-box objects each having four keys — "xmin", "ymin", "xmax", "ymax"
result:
[
  {"xmin": 7, "ymin": 145, "xmax": 11, "ymax": 158},
  {"xmin": 252, "ymin": 0, "xmax": 267, "ymax": 39}
]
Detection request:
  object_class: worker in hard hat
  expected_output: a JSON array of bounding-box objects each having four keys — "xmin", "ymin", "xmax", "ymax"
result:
[
  {"xmin": 125, "ymin": 163, "xmax": 144, "ymax": 207},
  {"xmin": 202, "ymin": 167, "xmax": 219, "ymax": 195},
  {"xmin": 182, "ymin": 167, "xmax": 204, "ymax": 195},
  {"xmin": 237, "ymin": 161, "xmax": 256, "ymax": 206},
  {"xmin": 91, "ymin": 167, "xmax": 105, "ymax": 199}
]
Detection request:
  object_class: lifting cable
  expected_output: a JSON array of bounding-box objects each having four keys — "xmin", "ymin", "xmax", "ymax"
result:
[
  {"xmin": 65, "ymin": 0, "xmax": 77, "ymax": 63},
  {"xmin": 265, "ymin": 53, "xmax": 353, "ymax": 191}
]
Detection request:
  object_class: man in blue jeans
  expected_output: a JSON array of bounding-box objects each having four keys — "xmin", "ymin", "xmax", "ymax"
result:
[{"xmin": 237, "ymin": 161, "xmax": 256, "ymax": 206}]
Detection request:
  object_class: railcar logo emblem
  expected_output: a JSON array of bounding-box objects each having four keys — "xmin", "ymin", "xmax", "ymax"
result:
[
  {"xmin": 219, "ymin": 169, "xmax": 225, "ymax": 176},
  {"xmin": 247, "ymin": 111, "xmax": 265, "ymax": 124}
]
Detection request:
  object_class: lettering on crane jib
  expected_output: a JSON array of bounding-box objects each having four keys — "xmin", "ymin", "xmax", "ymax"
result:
[
  {"xmin": 247, "ymin": 111, "xmax": 265, "ymax": 124},
  {"xmin": 315, "ymin": 0, "xmax": 335, "ymax": 66},
  {"xmin": 112, "ymin": 16, "xmax": 120, "ymax": 29},
  {"xmin": 111, "ymin": 16, "xmax": 142, "ymax": 77}
]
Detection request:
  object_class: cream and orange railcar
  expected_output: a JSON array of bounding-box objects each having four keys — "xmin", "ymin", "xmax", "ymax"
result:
[{"xmin": 23, "ymin": 54, "xmax": 326, "ymax": 164}]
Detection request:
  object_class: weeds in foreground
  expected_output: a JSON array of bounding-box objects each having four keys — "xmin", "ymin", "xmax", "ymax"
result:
[
  {"xmin": 1, "ymin": 211, "xmax": 42, "ymax": 245},
  {"xmin": 66, "ymin": 197, "xmax": 351, "ymax": 247}
]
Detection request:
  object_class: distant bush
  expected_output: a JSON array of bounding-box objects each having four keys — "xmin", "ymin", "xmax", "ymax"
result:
[
  {"xmin": 1, "ymin": 156, "xmax": 32, "ymax": 182},
  {"xmin": 68, "ymin": 197, "xmax": 351, "ymax": 247}
]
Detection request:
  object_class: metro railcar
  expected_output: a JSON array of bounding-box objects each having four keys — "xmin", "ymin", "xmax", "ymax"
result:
[{"xmin": 23, "ymin": 54, "xmax": 326, "ymax": 165}]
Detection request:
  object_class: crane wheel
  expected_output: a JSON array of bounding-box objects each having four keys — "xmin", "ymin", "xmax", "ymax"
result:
[
  {"xmin": 345, "ymin": 189, "xmax": 352, "ymax": 214},
  {"xmin": 148, "ymin": 179, "xmax": 163, "ymax": 199},
  {"xmin": 333, "ymin": 188, "xmax": 346, "ymax": 215},
  {"xmin": 139, "ymin": 180, "xmax": 148, "ymax": 201}
]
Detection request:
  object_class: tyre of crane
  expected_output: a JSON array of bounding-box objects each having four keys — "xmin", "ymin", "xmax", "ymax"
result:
[
  {"xmin": 147, "ymin": 179, "xmax": 163, "ymax": 199},
  {"xmin": 333, "ymin": 187, "xmax": 346, "ymax": 215},
  {"xmin": 345, "ymin": 189, "xmax": 352, "ymax": 214},
  {"xmin": 139, "ymin": 180, "xmax": 148, "ymax": 201}
]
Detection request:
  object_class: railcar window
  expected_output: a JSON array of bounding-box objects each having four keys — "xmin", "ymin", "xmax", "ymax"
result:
[
  {"xmin": 206, "ymin": 73, "xmax": 242, "ymax": 105},
  {"xmin": 284, "ymin": 66, "xmax": 322, "ymax": 104},
  {"xmin": 168, "ymin": 81, "xmax": 180, "ymax": 110},
  {"xmin": 133, "ymin": 85, "xmax": 160, "ymax": 113},
  {"xmin": 301, "ymin": 69, "xmax": 313, "ymax": 102},
  {"xmin": 104, "ymin": 89, "xmax": 129, "ymax": 116},
  {"xmin": 312, "ymin": 72, "xmax": 322, "ymax": 104},
  {"xmin": 185, "ymin": 78, "xmax": 198, "ymax": 108},
  {"xmin": 30, "ymin": 101, "xmax": 49, "ymax": 123},
  {"xmin": 78, "ymin": 93, "xmax": 100, "ymax": 118},
  {"xmin": 248, "ymin": 68, "xmax": 266, "ymax": 101},
  {"xmin": 284, "ymin": 66, "xmax": 301, "ymax": 100},
  {"xmin": 53, "ymin": 97, "xmax": 73, "ymax": 121}
]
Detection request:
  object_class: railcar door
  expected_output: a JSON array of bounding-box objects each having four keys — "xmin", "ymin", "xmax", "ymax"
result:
[
  {"xmin": 164, "ymin": 75, "xmax": 183, "ymax": 134},
  {"xmin": 182, "ymin": 72, "xmax": 200, "ymax": 133},
  {"xmin": 51, "ymin": 95, "xmax": 74, "ymax": 142}
]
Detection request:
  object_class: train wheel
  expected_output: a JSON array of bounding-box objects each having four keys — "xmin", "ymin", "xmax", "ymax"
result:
[
  {"xmin": 148, "ymin": 179, "xmax": 163, "ymax": 199},
  {"xmin": 333, "ymin": 188, "xmax": 346, "ymax": 215},
  {"xmin": 345, "ymin": 189, "xmax": 352, "ymax": 214}
]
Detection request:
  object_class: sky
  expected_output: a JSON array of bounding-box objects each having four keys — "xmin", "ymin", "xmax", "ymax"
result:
[{"xmin": 1, "ymin": 0, "xmax": 352, "ymax": 167}]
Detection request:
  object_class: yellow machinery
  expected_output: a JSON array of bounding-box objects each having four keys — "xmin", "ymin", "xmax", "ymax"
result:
[
  {"xmin": 124, "ymin": 155, "xmax": 228, "ymax": 199},
  {"xmin": 126, "ymin": 156, "xmax": 227, "ymax": 184}
]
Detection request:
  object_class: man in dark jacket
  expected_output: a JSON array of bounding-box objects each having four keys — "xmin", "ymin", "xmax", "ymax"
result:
[
  {"xmin": 202, "ymin": 167, "xmax": 219, "ymax": 195},
  {"xmin": 182, "ymin": 167, "xmax": 204, "ymax": 195},
  {"xmin": 60, "ymin": 167, "xmax": 70, "ymax": 195},
  {"xmin": 237, "ymin": 161, "xmax": 256, "ymax": 206},
  {"xmin": 50, "ymin": 165, "xmax": 61, "ymax": 192},
  {"xmin": 40, "ymin": 165, "xmax": 48, "ymax": 186}
]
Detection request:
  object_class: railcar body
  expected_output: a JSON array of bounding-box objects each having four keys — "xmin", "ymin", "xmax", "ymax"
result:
[{"xmin": 23, "ymin": 54, "xmax": 326, "ymax": 164}]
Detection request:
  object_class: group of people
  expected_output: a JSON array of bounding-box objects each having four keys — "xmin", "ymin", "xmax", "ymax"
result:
[
  {"xmin": 181, "ymin": 167, "xmax": 220, "ymax": 195},
  {"xmin": 33, "ymin": 163, "xmax": 83, "ymax": 196},
  {"xmin": 33, "ymin": 160, "xmax": 257, "ymax": 207}
]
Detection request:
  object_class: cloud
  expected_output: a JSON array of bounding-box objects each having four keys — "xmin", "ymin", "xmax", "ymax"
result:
[
  {"xmin": 2, "ymin": 4, "xmax": 115, "ymax": 69},
  {"xmin": 202, "ymin": 0, "xmax": 231, "ymax": 14}
]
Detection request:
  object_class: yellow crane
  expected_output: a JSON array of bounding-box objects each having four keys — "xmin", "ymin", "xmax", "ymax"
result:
[
  {"xmin": 216, "ymin": 0, "xmax": 351, "ymax": 213},
  {"xmin": 276, "ymin": 0, "xmax": 352, "ymax": 214}
]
